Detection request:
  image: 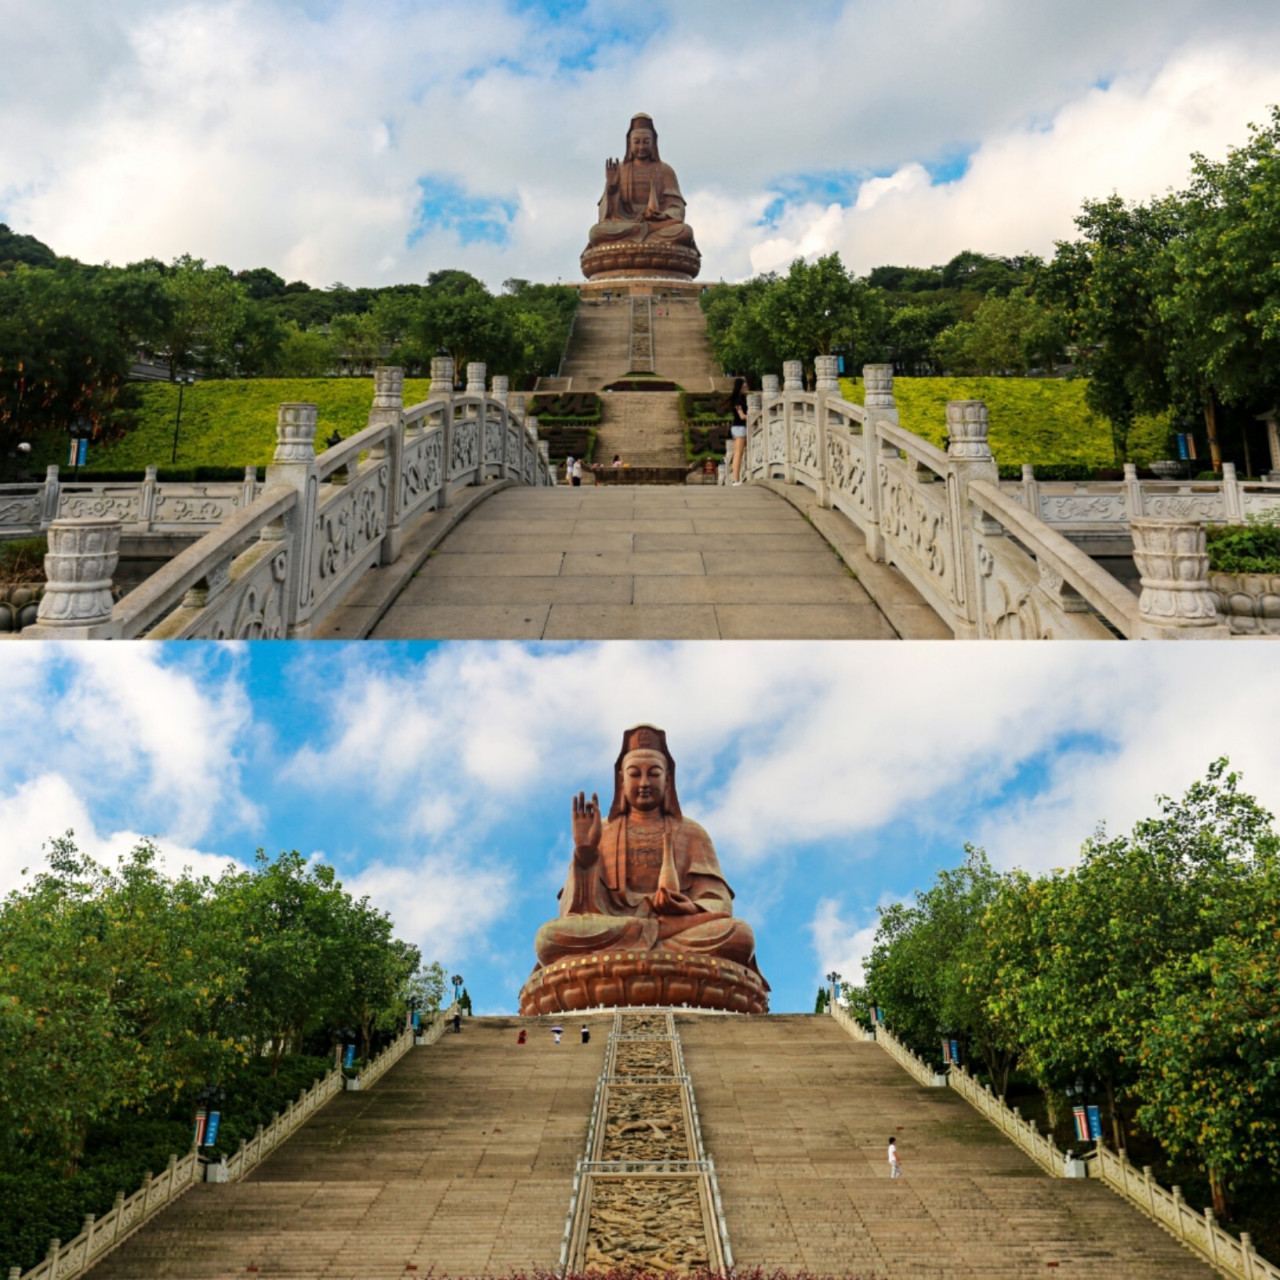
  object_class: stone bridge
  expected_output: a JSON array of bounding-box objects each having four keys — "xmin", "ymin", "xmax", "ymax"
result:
[{"xmin": 7, "ymin": 359, "xmax": 1280, "ymax": 640}]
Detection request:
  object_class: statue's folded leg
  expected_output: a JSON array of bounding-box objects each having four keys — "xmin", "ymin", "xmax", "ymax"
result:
[
  {"xmin": 534, "ymin": 914, "xmax": 658, "ymax": 966},
  {"xmin": 656, "ymin": 913, "xmax": 757, "ymax": 969}
]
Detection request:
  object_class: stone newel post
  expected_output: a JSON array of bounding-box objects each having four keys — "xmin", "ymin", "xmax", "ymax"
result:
[
  {"xmin": 946, "ymin": 400, "xmax": 1000, "ymax": 638},
  {"xmin": 429, "ymin": 358, "xmax": 456, "ymax": 507},
  {"xmin": 369, "ymin": 367, "xmax": 405, "ymax": 564},
  {"xmin": 466, "ymin": 362, "xmax": 486, "ymax": 396},
  {"xmin": 1130, "ymin": 518, "xmax": 1229, "ymax": 638},
  {"xmin": 761, "ymin": 375, "xmax": 780, "ymax": 401},
  {"xmin": 814, "ymin": 355, "xmax": 840, "ymax": 392},
  {"xmin": 265, "ymin": 403, "xmax": 319, "ymax": 635},
  {"xmin": 860, "ymin": 364, "xmax": 898, "ymax": 561},
  {"xmin": 782, "ymin": 361, "xmax": 804, "ymax": 393},
  {"xmin": 490, "ymin": 375, "xmax": 509, "ymax": 405},
  {"xmin": 25, "ymin": 518, "xmax": 122, "ymax": 638}
]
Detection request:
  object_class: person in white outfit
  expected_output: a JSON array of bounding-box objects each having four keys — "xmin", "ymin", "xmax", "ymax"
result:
[{"xmin": 888, "ymin": 1136, "xmax": 902, "ymax": 1178}]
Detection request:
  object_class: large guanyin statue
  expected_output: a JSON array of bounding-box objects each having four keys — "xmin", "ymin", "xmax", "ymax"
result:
[
  {"xmin": 580, "ymin": 114, "xmax": 702, "ymax": 282},
  {"xmin": 519, "ymin": 725, "xmax": 768, "ymax": 1014}
]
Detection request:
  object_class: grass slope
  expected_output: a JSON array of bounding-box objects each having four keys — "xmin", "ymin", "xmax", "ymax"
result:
[
  {"xmin": 87, "ymin": 378, "xmax": 433, "ymax": 472},
  {"xmin": 839, "ymin": 376, "xmax": 1169, "ymax": 469}
]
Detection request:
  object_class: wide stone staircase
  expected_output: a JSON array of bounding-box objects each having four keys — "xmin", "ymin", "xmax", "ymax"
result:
[
  {"xmin": 680, "ymin": 1014, "xmax": 1216, "ymax": 1279},
  {"xmin": 546, "ymin": 296, "xmax": 728, "ymax": 478},
  {"xmin": 74, "ymin": 1012, "xmax": 1223, "ymax": 1279},
  {"xmin": 87, "ymin": 1016, "xmax": 607, "ymax": 1279}
]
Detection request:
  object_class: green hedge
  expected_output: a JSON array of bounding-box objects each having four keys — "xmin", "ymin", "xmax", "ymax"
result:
[
  {"xmin": 838, "ymin": 376, "xmax": 1169, "ymax": 468},
  {"xmin": 679, "ymin": 390, "xmax": 732, "ymax": 424},
  {"xmin": 527, "ymin": 392, "xmax": 601, "ymax": 424},
  {"xmin": 1206, "ymin": 515, "xmax": 1280, "ymax": 574},
  {"xmin": 0, "ymin": 1053, "xmax": 333, "ymax": 1276},
  {"xmin": 603, "ymin": 379, "xmax": 680, "ymax": 392},
  {"xmin": 32, "ymin": 379, "xmax": 433, "ymax": 473}
]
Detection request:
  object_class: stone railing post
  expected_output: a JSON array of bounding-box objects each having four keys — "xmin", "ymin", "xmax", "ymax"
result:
[
  {"xmin": 242, "ymin": 465, "xmax": 259, "ymax": 507},
  {"xmin": 367, "ymin": 367, "xmax": 405, "ymax": 563},
  {"xmin": 1130, "ymin": 518, "xmax": 1229, "ymax": 638},
  {"xmin": 744, "ymin": 392, "xmax": 763, "ymax": 482},
  {"xmin": 492, "ymin": 375, "xmax": 511, "ymax": 479},
  {"xmin": 430, "ymin": 357, "xmax": 456, "ymax": 508},
  {"xmin": 264, "ymin": 403, "xmax": 319, "ymax": 636},
  {"xmin": 24, "ymin": 517, "xmax": 122, "ymax": 638},
  {"xmin": 946, "ymin": 401, "xmax": 1000, "ymax": 639},
  {"xmin": 466, "ymin": 363, "xmax": 487, "ymax": 485},
  {"xmin": 1020, "ymin": 463, "xmax": 1039, "ymax": 519},
  {"xmin": 761, "ymin": 374, "xmax": 780, "ymax": 401},
  {"xmin": 40, "ymin": 463, "xmax": 61, "ymax": 525},
  {"xmin": 781, "ymin": 361, "xmax": 803, "ymax": 482},
  {"xmin": 813, "ymin": 355, "xmax": 839, "ymax": 506},
  {"xmin": 1123, "ymin": 462, "xmax": 1144, "ymax": 522},
  {"xmin": 861, "ymin": 364, "xmax": 898, "ymax": 560},
  {"xmin": 1222, "ymin": 461, "xmax": 1244, "ymax": 521},
  {"xmin": 1258, "ymin": 406, "xmax": 1280, "ymax": 479},
  {"xmin": 139, "ymin": 465, "xmax": 158, "ymax": 529}
]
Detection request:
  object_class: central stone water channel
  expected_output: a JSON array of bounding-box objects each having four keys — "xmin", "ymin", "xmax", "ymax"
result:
[{"xmin": 560, "ymin": 1011, "xmax": 731, "ymax": 1274}]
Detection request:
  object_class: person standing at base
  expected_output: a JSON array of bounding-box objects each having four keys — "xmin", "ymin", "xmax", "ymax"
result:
[
  {"xmin": 572, "ymin": 457, "xmax": 583, "ymax": 487},
  {"xmin": 888, "ymin": 1136, "xmax": 902, "ymax": 1178},
  {"xmin": 453, "ymin": 1010, "xmax": 462, "ymax": 1034},
  {"xmin": 553, "ymin": 1025, "xmax": 563, "ymax": 1044},
  {"xmin": 565, "ymin": 455, "xmax": 574, "ymax": 485},
  {"xmin": 729, "ymin": 376, "xmax": 748, "ymax": 485},
  {"xmin": 581, "ymin": 1024, "xmax": 590, "ymax": 1044}
]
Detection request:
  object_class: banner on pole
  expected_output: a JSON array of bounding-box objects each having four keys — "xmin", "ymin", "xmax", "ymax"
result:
[
  {"xmin": 193, "ymin": 1109, "xmax": 208, "ymax": 1146},
  {"xmin": 1072, "ymin": 1107, "xmax": 1089, "ymax": 1142},
  {"xmin": 344, "ymin": 1043, "xmax": 356, "ymax": 1069},
  {"xmin": 205, "ymin": 1111, "xmax": 220, "ymax": 1146},
  {"xmin": 1086, "ymin": 1104, "xmax": 1103, "ymax": 1141}
]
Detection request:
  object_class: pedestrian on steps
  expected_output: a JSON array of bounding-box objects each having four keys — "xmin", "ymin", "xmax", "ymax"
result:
[
  {"xmin": 888, "ymin": 1136, "xmax": 902, "ymax": 1178},
  {"xmin": 581, "ymin": 1024, "xmax": 590, "ymax": 1044},
  {"xmin": 517, "ymin": 1028, "xmax": 527, "ymax": 1045},
  {"xmin": 572, "ymin": 458, "xmax": 583, "ymax": 487},
  {"xmin": 552, "ymin": 1025, "xmax": 563, "ymax": 1045},
  {"xmin": 729, "ymin": 376, "xmax": 749, "ymax": 485},
  {"xmin": 453, "ymin": 1010, "xmax": 462, "ymax": 1035},
  {"xmin": 565, "ymin": 455, "xmax": 574, "ymax": 485}
]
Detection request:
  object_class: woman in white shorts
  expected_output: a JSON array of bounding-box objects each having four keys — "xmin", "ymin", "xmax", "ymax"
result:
[{"xmin": 729, "ymin": 377, "xmax": 748, "ymax": 485}]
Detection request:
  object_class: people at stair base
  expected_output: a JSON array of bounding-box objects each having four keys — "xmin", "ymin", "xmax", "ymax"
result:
[{"xmin": 730, "ymin": 376, "xmax": 749, "ymax": 485}]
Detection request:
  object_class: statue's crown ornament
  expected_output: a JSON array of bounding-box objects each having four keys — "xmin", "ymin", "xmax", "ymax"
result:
[{"xmin": 626, "ymin": 726, "xmax": 663, "ymax": 752}]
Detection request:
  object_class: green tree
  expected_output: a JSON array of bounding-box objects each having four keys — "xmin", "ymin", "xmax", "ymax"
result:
[
  {"xmin": 933, "ymin": 291, "xmax": 1065, "ymax": 376},
  {"xmin": 330, "ymin": 311, "xmax": 384, "ymax": 375},
  {"xmin": 1161, "ymin": 106, "xmax": 1280, "ymax": 472},
  {"xmin": 270, "ymin": 322, "xmax": 335, "ymax": 377},
  {"xmin": 158, "ymin": 255, "xmax": 248, "ymax": 380},
  {"xmin": 1137, "ymin": 859, "xmax": 1280, "ymax": 1218}
]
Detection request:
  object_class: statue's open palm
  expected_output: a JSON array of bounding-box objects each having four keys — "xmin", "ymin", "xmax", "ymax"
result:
[{"xmin": 572, "ymin": 791, "xmax": 602, "ymax": 864}]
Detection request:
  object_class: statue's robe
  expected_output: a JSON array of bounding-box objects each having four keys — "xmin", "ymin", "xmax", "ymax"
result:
[
  {"xmin": 588, "ymin": 158, "xmax": 698, "ymax": 249},
  {"xmin": 533, "ymin": 814, "xmax": 757, "ymax": 970}
]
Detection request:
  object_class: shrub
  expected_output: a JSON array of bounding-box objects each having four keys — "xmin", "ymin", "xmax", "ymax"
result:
[
  {"xmin": 602, "ymin": 379, "xmax": 679, "ymax": 392},
  {"xmin": 527, "ymin": 392, "xmax": 602, "ymax": 424},
  {"xmin": 1206, "ymin": 514, "xmax": 1280, "ymax": 574},
  {"xmin": 0, "ymin": 537, "xmax": 47, "ymax": 583},
  {"xmin": 679, "ymin": 391, "xmax": 732, "ymax": 424}
]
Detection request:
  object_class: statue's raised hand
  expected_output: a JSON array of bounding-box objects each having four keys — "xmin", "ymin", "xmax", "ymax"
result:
[
  {"xmin": 572, "ymin": 791, "xmax": 602, "ymax": 865},
  {"xmin": 605, "ymin": 157, "xmax": 621, "ymax": 190}
]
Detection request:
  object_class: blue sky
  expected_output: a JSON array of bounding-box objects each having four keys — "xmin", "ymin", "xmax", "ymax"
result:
[
  {"xmin": 4, "ymin": 642, "xmax": 1280, "ymax": 1016},
  {"xmin": 3, "ymin": 1, "xmax": 1280, "ymax": 286}
]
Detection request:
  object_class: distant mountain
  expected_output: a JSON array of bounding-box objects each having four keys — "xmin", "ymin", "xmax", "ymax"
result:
[{"xmin": 0, "ymin": 223, "xmax": 59, "ymax": 269}]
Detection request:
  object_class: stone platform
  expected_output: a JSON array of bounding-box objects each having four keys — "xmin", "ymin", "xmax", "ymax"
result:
[
  {"xmin": 580, "ymin": 241, "xmax": 700, "ymax": 281},
  {"xmin": 519, "ymin": 950, "xmax": 769, "ymax": 1015}
]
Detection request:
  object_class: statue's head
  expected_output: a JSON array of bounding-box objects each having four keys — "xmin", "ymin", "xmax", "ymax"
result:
[
  {"xmin": 609, "ymin": 723, "xmax": 681, "ymax": 819},
  {"xmin": 625, "ymin": 114, "xmax": 660, "ymax": 163}
]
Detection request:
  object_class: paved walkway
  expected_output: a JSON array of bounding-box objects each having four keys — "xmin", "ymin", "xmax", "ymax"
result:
[{"xmin": 371, "ymin": 485, "xmax": 948, "ymax": 639}]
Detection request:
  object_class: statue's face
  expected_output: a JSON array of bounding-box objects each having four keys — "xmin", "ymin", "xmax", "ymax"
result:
[
  {"xmin": 630, "ymin": 128, "xmax": 655, "ymax": 161},
  {"xmin": 622, "ymin": 749, "xmax": 668, "ymax": 813}
]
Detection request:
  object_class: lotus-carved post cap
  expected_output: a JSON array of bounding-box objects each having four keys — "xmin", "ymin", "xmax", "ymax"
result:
[
  {"xmin": 273, "ymin": 403, "xmax": 318, "ymax": 464},
  {"xmin": 946, "ymin": 401, "xmax": 993, "ymax": 459},
  {"xmin": 863, "ymin": 364, "xmax": 895, "ymax": 409},
  {"xmin": 35, "ymin": 517, "xmax": 122, "ymax": 628},
  {"xmin": 465, "ymin": 363, "xmax": 487, "ymax": 395},
  {"xmin": 782, "ymin": 360, "xmax": 804, "ymax": 392},
  {"xmin": 372, "ymin": 366, "xmax": 404, "ymax": 410},
  {"xmin": 429, "ymin": 356, "xmax": 455, "ymax": 391},
  {"xmin": 762, "ymin": 375, "xmax": 780, "ymax": 400},
  {"xmin": 490, "ymin": 375, "xmax": 510, "ymax": 404},
  {"xmin": 814, "ymin": 355, "xmax": 840, "ymax": 391}
]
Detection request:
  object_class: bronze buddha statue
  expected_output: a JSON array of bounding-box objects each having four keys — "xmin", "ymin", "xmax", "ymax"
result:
[
  {"xmin": 580, "ymin": 114, "xmax": 702, "ymax": 282},
  {"xmin": 519, "ymin": 725, "xmax": 768, "ymax": 1015}
]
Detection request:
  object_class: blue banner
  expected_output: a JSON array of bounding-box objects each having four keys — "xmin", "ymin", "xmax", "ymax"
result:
[
  {"xmin": 950, "ymin": 1039, "xmax": 960, "ymax": 1065},
  {"xmin": 1086, "ymin": 1104, "xmax": 1103, "ymax": 1140},
  {"xmin": 205, "ymin": 1111, "xmax": 220, "ymax": 1146},
  {"xmin": 344, "ymin": 1044, "xmax": 355, "ymax": 1069},
  {"xmin": 1176, "ymin": 433, "xmax": 1189, "ymax": 460},
  {"xmin": 412, "ymin": 1010, "xmax": 420, "ymax": 1029}
]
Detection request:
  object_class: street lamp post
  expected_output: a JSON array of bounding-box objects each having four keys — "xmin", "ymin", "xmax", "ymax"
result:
[
  {"xmin": 826, "ymin": 970, "xmax": 842, "ymax": 1007},
  {"xmin": 451, "ymin": 973, "xmax": 464, "ymax": 1008},
  {"xmin": 170, "ymin": 373, "xmax": 196, "ymax": 464}
]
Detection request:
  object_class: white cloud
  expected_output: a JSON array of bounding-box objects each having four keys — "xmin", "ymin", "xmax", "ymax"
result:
[
  {"xmin": 284, "ymin": 643, "xmax": 1280, "ymax": 890},
  {"xmin": 4, "ymin": 2, "xmax": 1279, "ymax": 285},
  {"xmin": 809, "ymin": 896, "xmax": 882, "ymax": 989},
  {"xmin": 0, "ymin": 772, "xmax": 241, "ymax": 899}
]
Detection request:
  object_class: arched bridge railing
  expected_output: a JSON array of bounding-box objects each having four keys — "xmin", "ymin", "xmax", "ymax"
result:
[
  {"xmin": 21, "ymin": 359, "xmax": 554, "ymax": 639},
  {"xmin": 740, "ymin": 358, "xmax": 1280, "ymax": 639}
]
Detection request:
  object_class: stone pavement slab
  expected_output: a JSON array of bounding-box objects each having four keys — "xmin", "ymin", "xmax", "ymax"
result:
[{"xmin": 370, "ymin": 483, "xmax": 949, "ymax": 639}]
